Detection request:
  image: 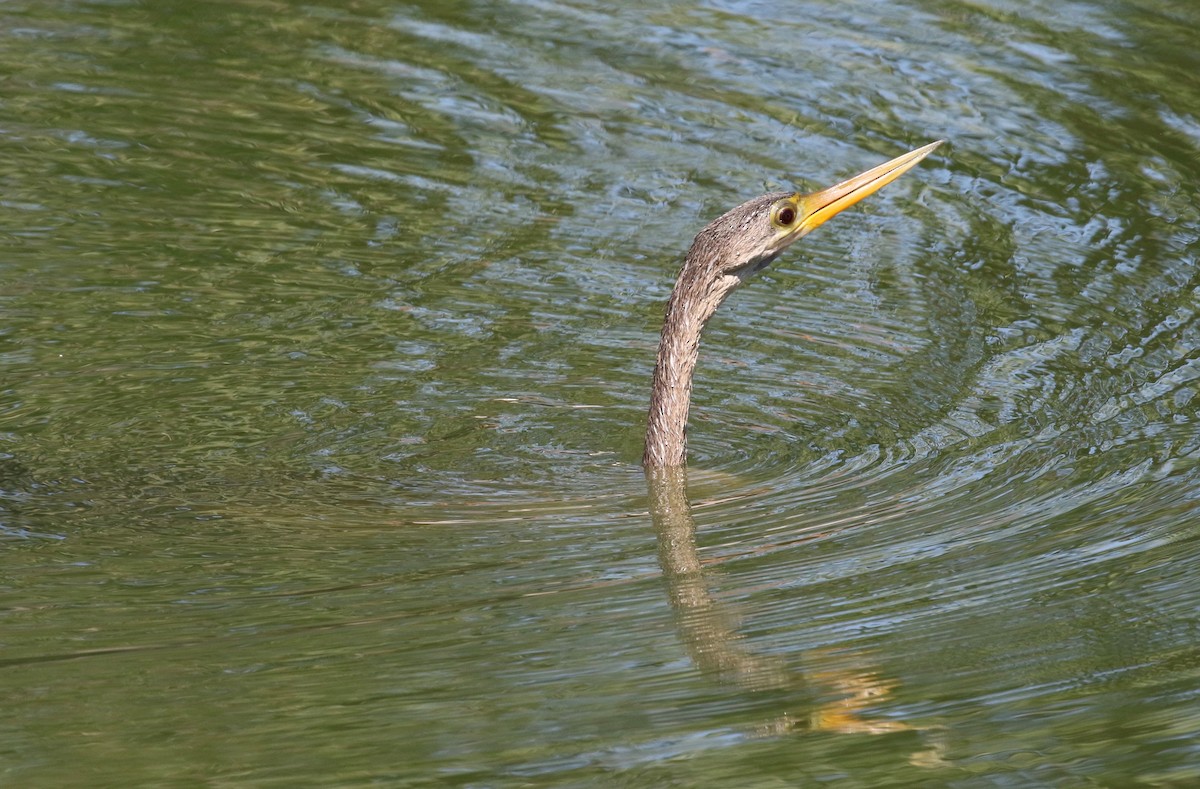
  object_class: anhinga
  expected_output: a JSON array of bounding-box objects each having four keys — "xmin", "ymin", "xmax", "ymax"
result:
[{"xmin": 643, "ymin": 140, "xmax": 943, "ymax": 468}]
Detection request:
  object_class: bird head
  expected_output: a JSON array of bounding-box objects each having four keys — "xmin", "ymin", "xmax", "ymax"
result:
[{"xmin": 680, "ymin": 140, "xmax": 944, "ymax": 305}]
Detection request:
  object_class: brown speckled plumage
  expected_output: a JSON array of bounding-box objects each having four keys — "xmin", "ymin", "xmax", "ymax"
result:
[
  {"xmin": 640, "ymin": 140, "xmax": 943, "ymax": 468},
  {"xmin": 643, "ymin": 193, "xmax": 790, "ymax": 468}
]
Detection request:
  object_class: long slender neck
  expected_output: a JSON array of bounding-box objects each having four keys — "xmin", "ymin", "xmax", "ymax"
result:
[{"xmin": 644, "ymin": 277, "xmax": 730, "ymax": 467}]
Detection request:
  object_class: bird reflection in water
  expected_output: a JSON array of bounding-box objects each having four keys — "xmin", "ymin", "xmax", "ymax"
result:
[
  {"xmin": 644, "ymin": 144, "xmax": 948, "ymax": 763},
  {"xmin": 647, "ymin": 468, "xmax": 918, "ymax": 738}
]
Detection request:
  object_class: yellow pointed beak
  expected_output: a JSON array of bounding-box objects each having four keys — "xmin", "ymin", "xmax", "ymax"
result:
[{"xmin": 793, "ymin": 140, "xmax": 942, "ymax": 238}]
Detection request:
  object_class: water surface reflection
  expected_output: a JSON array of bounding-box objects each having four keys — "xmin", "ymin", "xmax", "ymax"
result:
[{"xmin": 649, "ymin": 467, "xmax": 927, "ymax": 743}]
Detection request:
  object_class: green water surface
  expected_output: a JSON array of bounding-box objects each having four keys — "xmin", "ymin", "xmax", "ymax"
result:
[{"xmin": 2, "ymin": 0, "xmax": 1199, "ymax": 785}]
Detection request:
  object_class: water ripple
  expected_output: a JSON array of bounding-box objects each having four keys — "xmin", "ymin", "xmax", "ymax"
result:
[{"xmin": 4, "ymin": 0, "xmax": 1200, "ymax": 784}]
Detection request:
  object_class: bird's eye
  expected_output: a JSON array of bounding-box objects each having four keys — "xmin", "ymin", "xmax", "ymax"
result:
[{"xmin": 771, "ymin": 202, "xmax": 797, "ymax": 229}]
